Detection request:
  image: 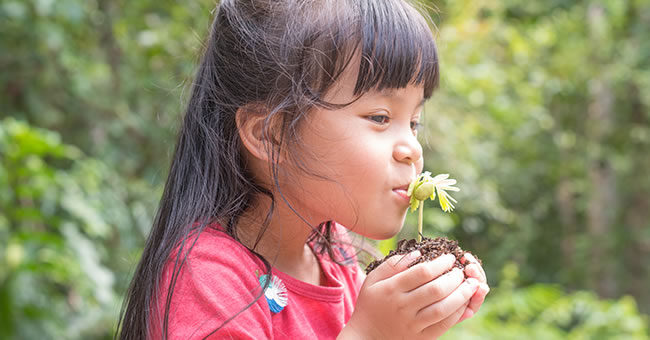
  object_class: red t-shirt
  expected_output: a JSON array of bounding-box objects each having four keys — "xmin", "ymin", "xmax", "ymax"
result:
[{"xmin": 151, "ymin": 223, "xmax": 365, "ymax": 339}]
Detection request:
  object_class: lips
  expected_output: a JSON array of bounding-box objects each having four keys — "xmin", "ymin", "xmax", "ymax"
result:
[
  {"xmin": 393, "ymin": 184, "xmax": 409, "ymax": 191},
  {"xmin": 393, "ymin": 182, "xmax": 412, "ymax": 192},
  {"xmin": 392, "ymin": 182, "xmax": 413, "ymax": 203},
  {"xmin": 392, "ymin": 189, "xmax": 410, "ymax": 205}
]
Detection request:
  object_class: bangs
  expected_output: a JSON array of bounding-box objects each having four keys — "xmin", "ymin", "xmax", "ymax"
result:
[
  {"xmin": 279, "ymin": 0, "xmax": 440, "ymax": 111},
  {"xmin": 353, "ymin": 1, "xmax": 439, "ymax": 98},
  {"xmin": 302, "ymin": 0, "xmax": 440, "ymax": 102}
]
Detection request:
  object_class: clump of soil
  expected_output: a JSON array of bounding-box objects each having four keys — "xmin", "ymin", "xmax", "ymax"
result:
[{"xmin": 365, "ymin": 237, "xmax": 481, "ymax": 276}]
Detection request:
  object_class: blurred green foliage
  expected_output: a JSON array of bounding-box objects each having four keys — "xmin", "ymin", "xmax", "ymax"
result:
[
  {"xmin": 443, "ymin": 263, "xmax": 649, "ymax": 339},
  {"xmin": 0, "ymin": 118, "xmax": 158, "ymax": 338},
  {"xmin": 1, "ymin": 0, "xmax": 649, "ymax": 338}
]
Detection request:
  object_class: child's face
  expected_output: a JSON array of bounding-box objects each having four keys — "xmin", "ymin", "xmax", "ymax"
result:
[{"xmin": 282, "ymin": 65, "xmax": 425, "ymax": 240}]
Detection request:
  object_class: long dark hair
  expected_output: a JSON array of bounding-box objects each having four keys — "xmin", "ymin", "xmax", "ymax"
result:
[{"xmin": 116, "ymin": 0, "xmax": 440, "ymax": 338}]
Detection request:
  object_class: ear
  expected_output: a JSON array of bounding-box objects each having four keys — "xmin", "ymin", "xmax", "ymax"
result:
[{"xmin": 235, "ymin": 104, "xmax": 284, "ymax": 162}]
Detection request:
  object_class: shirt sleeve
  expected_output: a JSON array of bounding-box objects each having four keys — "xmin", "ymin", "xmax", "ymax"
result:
[{"xmin": 155, "ymin": 231, "xmax": 273, "ymax": 339}]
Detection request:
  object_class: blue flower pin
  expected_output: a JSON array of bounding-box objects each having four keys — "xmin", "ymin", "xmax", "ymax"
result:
[{"xmin": 257, "ymin": 272, "xmax": 288, "ymax": 314}]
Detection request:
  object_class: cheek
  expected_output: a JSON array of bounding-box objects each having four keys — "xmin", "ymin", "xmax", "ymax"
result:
[
  {"xmin": 415, "ymin": 157, "xmax": 424, "ymax": 174},
  {"xmin": 301, "ymin": 132, "xmax": 378, "ymax": 184}
]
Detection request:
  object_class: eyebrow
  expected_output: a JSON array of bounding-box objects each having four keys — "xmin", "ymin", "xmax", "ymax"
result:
[{"xmin": 377, "ymin": 90, "xmax": 426, "ymax": 109}]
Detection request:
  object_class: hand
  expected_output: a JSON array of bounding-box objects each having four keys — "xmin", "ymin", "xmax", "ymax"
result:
[
  {"xmin": 340, "ymin": 251, "xmax": 480, "ymax": 340},
  {"xmin": 457, "ymin": 253, "xmax": 489, "ymax": 323}
]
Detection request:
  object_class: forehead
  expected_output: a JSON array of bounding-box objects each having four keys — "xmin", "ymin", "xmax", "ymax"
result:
[{"xmin": 323, "ymin": 54, "xmax": 425, "ymax": 106}]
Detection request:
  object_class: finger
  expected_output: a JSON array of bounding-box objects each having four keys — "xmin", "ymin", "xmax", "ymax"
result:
[
  {"xmin": 407, "ymin": 268, "xmax": 464, "ymax": 310},
  {"xmin": 367, "ymin": 250, "xmax": 421, "ymax": 283},
  {"xmin": 415, "ymin": 277, "xmax": 479, "ymax": 326},
  {"xmin": 464, "ymin": 263, "xmax": 485, "ymax": 283},
  {"xmin": 421, "ymin": 300, "xmax": 468, "ymax": 337},
  {"xmin": 457, "ymin": 305, "xmax": 475, "ymax": 324},
  {"xmin": 464, "ymin": 253, "xmax": 486, "ymax": 282},
  {"xmin": 457, "ymin": 282, "xmax": 489, "ymax": 323},
  {"xmin": 391, "ymin": 254, "xmax": 456, "ymax": 292},
  {"xmin": 444, "ymin": 301, "xmax": 469, "ymax": 328},
  {"xmin": 468, "ymin": 283, "xmax": 489, "ymax": 313}
]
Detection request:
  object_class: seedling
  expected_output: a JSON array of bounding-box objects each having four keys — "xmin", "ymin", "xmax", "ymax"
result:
[
  {"xmin": 365, "ymin": 173, "xmax": 477, "ymax": 275},
  {"xmin": 406, "ymin": 172, "xmax": 459, "ymax": 242}
]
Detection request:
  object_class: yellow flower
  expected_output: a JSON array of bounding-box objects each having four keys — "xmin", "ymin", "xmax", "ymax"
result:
[
  {"xmin": 431, "ymin": 174, "xmax": 459, "ymax": 212},
  {"xmin": 408, "ymin": 172, "xmax": 459, "ymax": 212},
  {"xmin": 408, "ymin": 171, "xmax": 432, "ymax": 212}
]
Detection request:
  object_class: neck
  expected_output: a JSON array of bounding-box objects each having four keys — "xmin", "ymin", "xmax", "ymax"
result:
[{"xmin": 235, "ymin": 193, "xmax": 325, "ymax": 285}]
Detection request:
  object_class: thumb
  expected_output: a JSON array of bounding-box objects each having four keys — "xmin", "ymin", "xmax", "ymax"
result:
[{"xmin": 367, "ymin": 250, "xmax": 421, "ymax": 283}]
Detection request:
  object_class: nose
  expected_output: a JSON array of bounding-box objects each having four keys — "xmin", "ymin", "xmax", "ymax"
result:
[{"xmin": 393, "ymin": 132, "xmax": 422, "ymax": 167}]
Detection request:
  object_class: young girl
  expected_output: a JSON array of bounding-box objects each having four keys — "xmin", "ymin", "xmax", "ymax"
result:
[{"xmin": 117, "ymin": 0, "xmax": 489, "ymax": 339}]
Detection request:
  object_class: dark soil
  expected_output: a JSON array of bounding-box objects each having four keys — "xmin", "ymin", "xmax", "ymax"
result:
[{"xmin": 365, "ymin": 237, "xmax": 481, "ymax": 276}]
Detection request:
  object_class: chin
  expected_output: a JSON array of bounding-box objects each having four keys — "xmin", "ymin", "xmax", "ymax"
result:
[
  {"xmin": 342, "ymin": 215, "xmax": 406, "ymax": 240},
  {"xmin": 371, "ymin": 225, "xmax": 404, "ymax": 241}
]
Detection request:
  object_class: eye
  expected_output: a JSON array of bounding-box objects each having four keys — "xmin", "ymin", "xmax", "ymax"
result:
[
  {"xmin": 411, "ymin": 121, "xmax": 422, "ymax": 131},
  {"xmin": 367, "ymin": 115, "xmax": 390, "ymax": 124}
]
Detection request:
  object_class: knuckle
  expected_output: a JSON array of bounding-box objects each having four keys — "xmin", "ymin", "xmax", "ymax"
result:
[
  {"xmin": 421, "ymin": 264, "xmax": 435, "ymax": 280},
  {"xmin": 440, "ymin": 316, "xmax": 456, "ymax": 330},
  {"xmin": 463, "ymin": 284, "xmax": 477, "ymax": 299},
  {"xmin": 382, "ymin": 280, "xmax": 398, "ymax": 295},
  {"xmin": 411, "ymin": 263, "xmax": 429, "ymax": 279},
  {"xmin": 395, "ymin": 295, "xmax": 410, "ymax": 311},
  {"xmin": 428, "ymin": 304, "xmax": 443, "ymax": 320},
  {"xmin": 426, "ymin": 282, "xmax": 443, "ymax": 298}
]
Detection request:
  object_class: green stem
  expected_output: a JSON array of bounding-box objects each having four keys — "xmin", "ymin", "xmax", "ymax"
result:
[{"xmin": 418, "ymin": 201, "xmax": 423, "ymax": 242}]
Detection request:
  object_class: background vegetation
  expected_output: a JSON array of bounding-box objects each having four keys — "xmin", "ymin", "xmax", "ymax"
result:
[{"xmin": 1, "ymin": 0, "xmax": 648, "ymax": 338}]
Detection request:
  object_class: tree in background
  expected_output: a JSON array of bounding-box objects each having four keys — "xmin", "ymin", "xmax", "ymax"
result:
[
  {"xmin": 413, "ymin": 0, "xmax": 650, "ymax": 312},
  {"xmin": 1, "ymin": 0, "xmax": 209, "ymax": 337}
]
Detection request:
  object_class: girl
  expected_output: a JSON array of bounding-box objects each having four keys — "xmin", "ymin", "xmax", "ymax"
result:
[{"xmin": 117, "ymin": 0, "xmax": 489, "ymax": 339}]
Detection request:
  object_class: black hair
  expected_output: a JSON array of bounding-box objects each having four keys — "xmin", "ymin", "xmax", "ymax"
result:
[{"xmin": 115, "ymin": 0, "xmax": 439, "ymax": 339}]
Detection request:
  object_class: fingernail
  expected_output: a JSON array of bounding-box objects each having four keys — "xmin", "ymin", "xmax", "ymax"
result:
[
  {"xmin": 447, "ymin": 268, "xmax": 461, "ymax": 277},
  {"xmin": 465, "ymin": 264, "xmax": 476, "ymax": 274},
  {"xmin": 405, "ymin": 250, "xmax": 421, "ymax": 261},
  {"xmin": 467, "ymin": 278, "xmax": 479, "ymax": 287}
]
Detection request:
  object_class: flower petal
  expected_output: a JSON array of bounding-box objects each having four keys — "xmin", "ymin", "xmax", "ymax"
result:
[
  {"xmin": 438, "ymin": 185, "xmax": 460, "ymax": 192},
  {"xmin": 407, "ymin": 178, "xmax": 417, "ymax": 196},
  {"xmin": 436, "ymin": 187, "xmax": 456, "ymax": 212},
  {"xmin": 409, "ymin": 198, "xmax": 420, "ymax": 212},
  {"xmin": 431, "ymin": 173, "xmax": 450, "ymax": 183}
]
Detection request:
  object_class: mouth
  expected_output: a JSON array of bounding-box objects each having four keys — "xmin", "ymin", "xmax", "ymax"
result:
[
  {"xmin": 395, "ymin": 184, "xmax": 410, "ymax": 191},
  {"xmin": 392, "ymin": 183, "xmax": 412, "ymax": 202}
]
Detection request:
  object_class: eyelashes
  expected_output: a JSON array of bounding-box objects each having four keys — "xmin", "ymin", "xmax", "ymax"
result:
[
  {"xmin": 366, "ymin": 114, "xmax": 421, "ymax": 131},
  {"xmin": 367, "ymin": 115, "xmax": 390, "ymax": 124}
]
